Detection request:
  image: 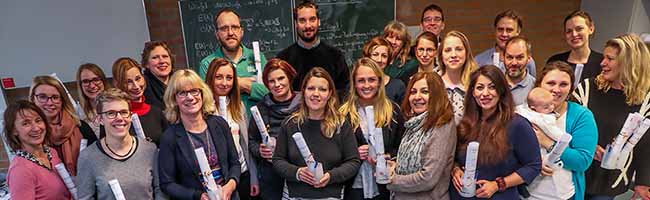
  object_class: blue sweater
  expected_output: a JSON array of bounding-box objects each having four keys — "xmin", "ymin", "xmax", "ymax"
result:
[{"xmin": 560, "ymin": 101, "xmax": 598, "ymax": 200}]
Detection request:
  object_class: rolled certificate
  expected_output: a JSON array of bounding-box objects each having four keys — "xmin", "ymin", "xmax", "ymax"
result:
[
  {"xmin": 292, "ymin": 132, "xmax": 324, "ymax": 182},
  {"xmin": 55, "ymin": 163, "xmax": 78, "ymax": 200},
  {"xmin": 50, "ymin": 73, "xmax": 84, "ymax": 119},
  {"xmin": 602, "ymin": 113, "xmax": 643, "ymax": 169},
  {"xmin": 80, "ymin": 139, "xmax": 88, "ymax": 152},
  {"xmin": 364, "ymin": 106, "xmax": 389, "ymax": 184},
  {"xmin": 250, "ymin": 106, "xmax": 272, "ymax": 146},
  {"xmin": 492, "ymin": 52, "xmax": 500, "ymax": 66},
  {"xmin": 218, "ymin": 96, "xmax": 228, "ymax": 119},
  {"xmin": 615, "ymin": 118, "xmax": 650, "ymax": 169},
  {"xmin": 195, "ymin": 147, "xmax": 222, "ymax": 200},
  {"xmin": 131, "ymin": 113, "xmax": 146, "ymax": 139},
  {"xmin": 108, "ymin": 179, "xmax": 126, "ymax": 200},
  {"xmin": 545, "ymin": 133, "xmax": 572, "ymax": 168},
  {"xmin": 460, "ymin": 141, "xmax": 479, "ymax": 198},
  {"xmin": 252, "ymin": 41, "xmax": 263, "ymax": 82}
]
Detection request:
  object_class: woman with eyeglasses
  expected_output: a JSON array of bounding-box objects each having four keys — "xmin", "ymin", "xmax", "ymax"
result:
[
  {"xmin": 159, "ymin": 69, "xmax": 241, "ymax": 200},
  {"xmin": 76, "ymin": 63, "xmax": 111, "ymax": 138},
  {"xmin": 5, "ymin": 100, "xmax": 72, "ymax": 199},
  {"xmin": 142, "ymin": 40, "xmax": 175, "ymax": 109},
  {"xmin": 29, "ymin": 75, "xmax": 97, "ymax": 175},
  {"xmin": 414, "ymin": 32, "xmax": 439, "ymax": 73},
  {"xmin": 76, "ymin": 88, "xmax": 165, "ymax": 199},
  {"xmin": 248, "ymin": 58, "xmax": 301, "ymax": 200},
  {"xmin": 112, "ymin": 57, "xmax": 168, "ymax": 146},
  {"xmin": 205, "ymin": 58, "xmax": 259, "ymax": 199},
  {"xmin": 273, "ymin": 67, "xmax": 361, "ymax": 199}
]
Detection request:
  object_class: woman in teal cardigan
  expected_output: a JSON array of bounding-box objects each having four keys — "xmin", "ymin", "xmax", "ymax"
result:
[{"xmin": 528, "ymin": 61, "xmax": 598, "ymax": 200}]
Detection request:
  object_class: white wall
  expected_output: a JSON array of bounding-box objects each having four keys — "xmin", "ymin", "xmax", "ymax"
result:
[{"xmin": 581, "ymin": 0, "xmax": 649, "ymax": 50}]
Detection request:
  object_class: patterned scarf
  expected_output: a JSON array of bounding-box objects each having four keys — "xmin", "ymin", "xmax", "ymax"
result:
[{"xmin": 396, "ymin": 111, "xmax": 432, "ymax": 175}]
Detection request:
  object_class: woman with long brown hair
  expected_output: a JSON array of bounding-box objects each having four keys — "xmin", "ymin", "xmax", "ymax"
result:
[
  {"xmin": 450, "ymin": 65, "xmax": 541, "ymax": 199},
  {"xmin": 382, "ymin": 21, "xmax": 419, "ymax": 84}
]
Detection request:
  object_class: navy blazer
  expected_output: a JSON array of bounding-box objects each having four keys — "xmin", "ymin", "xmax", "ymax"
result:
[{"xmin": 158, "ymin": 115, "xmax": 241, "ymax": 200}]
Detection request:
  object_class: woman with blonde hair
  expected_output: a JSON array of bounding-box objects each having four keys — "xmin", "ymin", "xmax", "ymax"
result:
[
  {"xmin": 159, "ymin": 69, "xmax": 241, "ymax": 200},
  {"xmin": 438, "ymin": 30, "xmax": 479, "ymax": 122},
  {"xmin": 572, "ymin": 33, "xmax": 650, "ymax": 199},
  {"xmin": 29, "ymin": 75, "xmax": 96, "ymax": 175},
  {"xmin": 273, "ymin": 67, "xmax": 361, "ymax": 199},
  {"xmin": 205, "ymin": 58, "xmax": 259, "ymax": 199},
  {"xmin": 340, "ymin": 58, "xmax": 404, "ymax": 200},
  {"xmin": 386, "ymin": 72, "xmax": 455, "ymax": 200},
  {"xmin": 362, "ymin": 37, "xmax": 406, "ymax": 103},
  {"xmin": 382, "ymin": 21, "xmax": 419, "ymax": 84},
  {"xmin": 76, "ymin": 63, "xmax": 111, "ymax": 138},
  {"xmin": 112, "ymin": 57, "xmax": 168, "ymax": 145}
]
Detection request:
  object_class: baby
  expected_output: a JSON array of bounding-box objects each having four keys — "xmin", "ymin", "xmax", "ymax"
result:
[{"xmin": 527, "ymin": 87, "xmax": 555, "ymax": 115}]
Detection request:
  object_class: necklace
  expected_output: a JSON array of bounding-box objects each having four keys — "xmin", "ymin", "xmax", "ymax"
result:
[
  {"xmin": 186, "ymin": 128, "xmax": 218, "ymax": 165},
  {"xmin": 105, "ymin": 136, "xmax": 135, "ymax": 158}
]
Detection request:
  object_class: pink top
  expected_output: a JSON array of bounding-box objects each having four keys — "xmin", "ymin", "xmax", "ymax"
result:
[{"xmin": 8, "ymin": 148, "xmax": 72, "ymax": 200}]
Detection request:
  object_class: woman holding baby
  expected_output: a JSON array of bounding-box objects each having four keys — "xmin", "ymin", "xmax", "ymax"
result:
[{"xmin": 525, "ymin": 61, "xmax": 598, "ymax": 200}]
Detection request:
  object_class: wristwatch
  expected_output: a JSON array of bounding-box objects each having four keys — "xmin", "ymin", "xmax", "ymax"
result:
[{"xmin": 495, "ymin": 177, "xmax": 506, "ymax": 192}]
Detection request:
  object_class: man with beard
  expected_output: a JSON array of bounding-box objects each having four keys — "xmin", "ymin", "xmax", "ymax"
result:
[
  {"xmin": 276, "ymin": 1, "xmax": 349, "ymax": 95},
  {"xmin": 476, "ymin": 10, "xmax": 537, "ymax": 78},
  {"xmin": 504, "ymin": 36, "xmax": 536, "ymax": 105},
  {"xmin": 199, "ymin": 8, "xmax": 269, "ymax": 113}
]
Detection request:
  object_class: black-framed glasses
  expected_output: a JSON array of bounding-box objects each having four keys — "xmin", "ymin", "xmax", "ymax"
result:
[
  {"xmin": 217, "ymin": 25, "xmax": 241, "ymax": 33},
  {"xmin": 99, "ymin": 110, "xmax": 132, "ymax": 119},
  {"xmin": 81, "ymin": 77, "xmax": 103, "ymax": 86},
  {"xmin": 33, "ymin": 94, "xmax": 62, "ymax": 103},
  {"xmin": 423, "ymin": 16, "xmax": 443, "ymax": 23},
  {"xmin": 176, "ymin": 88, "xmax": 202, "ymax": 98}
]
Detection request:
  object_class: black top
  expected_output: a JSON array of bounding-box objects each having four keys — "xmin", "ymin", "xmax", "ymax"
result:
[
  {"xmin": 248, "ymin": 93, "xmax": 301, "ymax": 200},
  {"xmin": 546, "ymin": 50, "xmax": 604, "ymax": 82},
  {"xmin": 276, "ymin": 42, "xmax": 350, "ymax": 97},
  {"xmin": 143, "ymin": 69, "xmax": 167, "ymax": 109},
  {"xmin": 273, "ymin": 118, "xmax": 361, "ymax": 199},
  {"xmin": 79, "ymin": 120, "xmax": 98, "ymax": 145},
  {"xmin": 385, "ymin": 78, "xmax": 406, "ymax": 105},
  {"xmin": 583, "ymin": 78, "xmax": 650, "ymax": 196}
]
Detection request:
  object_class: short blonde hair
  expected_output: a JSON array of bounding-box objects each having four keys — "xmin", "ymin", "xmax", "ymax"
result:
[{"xmin": 164, "ymin": 69, "xmax": 216, "ymax": 123}]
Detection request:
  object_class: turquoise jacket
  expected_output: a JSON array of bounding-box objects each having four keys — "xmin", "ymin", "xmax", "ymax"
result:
[
  {"xmin": 199, "ymin": 45, "xmax": 269, "ymax": 115},
  {"xmin": 561, "ymin": 101, "xmax": 598, "ymax": 200}
]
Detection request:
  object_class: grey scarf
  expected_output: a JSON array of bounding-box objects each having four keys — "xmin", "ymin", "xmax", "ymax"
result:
[{"xmin": 396, "ymin": 111, "xmax": 432, "ymax": 175}]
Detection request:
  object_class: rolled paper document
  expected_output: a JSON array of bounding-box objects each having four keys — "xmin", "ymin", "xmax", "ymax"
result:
[
  {"xmin": 108, "ymin": 179, "xmax": 126, "ymax": 200},
  {"xmin": 602, "ymin": 113, "xmax": 643, "ymax": 169},
  {"xmin": 55, "ymin": 163, "xmax": 78, "ymax": 200},
  {"xmin": 364, "ymin": 106, "xmax": 389, "ymax": 184},
  {"xmin": 50, "ymin": 73, "xmax": 84, "ymax": 119},
  {"xmin": 460, "ymin": 141, "xmax": 479, "ymax": 198},
  {"xmin": 574, "ymin": 64, "xmax": 585, "ymax": 88},
  {"xmin": 250, "ymin": 106, "xmax": 272, "ymax": 146},
  {"xmin": 364, "ymin": 106, "xmax": 377, "ymax": 157},
  {"xmin": 545, "ymin": 134, "xmax": 572, "ymax": 168},
  {"xmin": 218, "ymin": 96, "xmax": 228, "ymax": 119},
  {"xmin": 292, "ymin": 132, "xmax": 324, "ymax": 182},
  {"xmin": 492, "ymin": 52, "xmax": 500, "ymax": 66},
  {"xmin": 252, "ymin": 41, "xmax": 263, "ymax": 82},
  {"xmin": 80, "ymin": 139, "xmax": 88, "ymax": 152},
  {"xmin": 616, "ymin": 118, "xmax": 650, "ymax": 169},
  {"xmin": 195, "ymin": 147, "xmax": 222, "ymax": 200},
  {"xmin": 131, "ymin": 114, "xmax": 146, "ymax": 139}
]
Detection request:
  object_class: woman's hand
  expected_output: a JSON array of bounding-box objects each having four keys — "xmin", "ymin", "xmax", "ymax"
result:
[
  {"xmin": 201, "ymin": 193, "xmax": 210, "ymax": 200},
  {"xmin": 297, "ymin": 167, "xmax": 317, "ymax": 186},
  {"xmin": 221, "ymin": 179, "xmax": 237, "ymax": 200},
  {"xmin": 259, "ymin": 143, "xmax": 274, "ymax": 161},
  {"xmin": 314, "ymin": 172, "xmax": 331, "ymax": 188},
  {"xmin": 594, "ymin": 145, "xmax": 605, "ymax": 162},
  {"xmin": 475, "ymin": 180, "xmax": 499, "ymax": 198},
  {"xmin": 250, "ymin": 184, "xmax": 260, "ymax": 196},
  {"xmin": 387, "ymin": 160, "xmax": 396, "ymax": 180},
  {"xmin": 451, "ymin": 166, "xmax": 464, "ymax": 192},
  {"xmin": 358, "ymin": 145, "xmax": 369, "ymax": 160},
  {"xmin": 541, "ymin": 164, "xmax": 554, "ymax": 176},
  {"xmin": 633, "ymin": 185, "xmax": 650, "ymax": 200},
  {"xmin": 532, "ymin": 124, "xmax": 554, "ymax": 150}
]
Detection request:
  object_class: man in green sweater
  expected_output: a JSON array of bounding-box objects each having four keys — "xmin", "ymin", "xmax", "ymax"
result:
[{"xmin": 199, "ymin": 8, "xmax": 269, "ymax": 114}]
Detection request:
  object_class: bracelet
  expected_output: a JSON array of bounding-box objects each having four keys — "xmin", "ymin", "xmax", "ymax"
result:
[{"xmin": 495, "ymin": 177, "xmax": 506, "ymax": 192}]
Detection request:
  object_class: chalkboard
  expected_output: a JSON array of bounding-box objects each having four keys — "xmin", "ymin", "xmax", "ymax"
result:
[
  {"xmin": 179, "ymin": 0, "xmax": 295, "ymax": 69},
  {"xmin": 179, "ymin": 0, "xmax": 395, "ymax": 69}
]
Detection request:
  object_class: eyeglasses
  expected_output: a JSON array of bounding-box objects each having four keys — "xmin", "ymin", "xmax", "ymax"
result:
[
  {"xmin": 423, "ymin": 16, "xmax": 443, "ymax": 23},
  {"xmin": 99, "ymin": 110, "xmax": 132, "ymax": 119},
  {"xmin": 176, "ymin": 88, "xmax": 202, "ymax": 98},
  {"xmin": 217, "ymin": 25, "xmax": 242, "ymax": 33},
  {"xmin": 33, "ymin": 94, "xmax": 62, "ymax": 103},
  {"xmin": 81, "ymin": 77, "xmax": 103, "ymax": 86},
  {"xmin": 417, "ymin": 47, "xmax": 436, "ymax": 54}
]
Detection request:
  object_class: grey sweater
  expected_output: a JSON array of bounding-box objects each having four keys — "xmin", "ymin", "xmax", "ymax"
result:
[{"xmin": 76, "ymin": 138, "xmax": 166, "ymax": 200}]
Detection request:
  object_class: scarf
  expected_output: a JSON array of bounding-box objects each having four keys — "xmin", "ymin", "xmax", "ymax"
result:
[
  {"xmin": 352, "ymin": 107, "xmax": 380, "ymax": 198},
  {"xmin": 396, "ymin": 111, "xmax": 431, "ymax": 175},
  {"xmin": 49, "ymin": 112, "xmax": 82, "ymax": 175},
  {"xmin": 131, "ymin": 96, "xmax": 152, "ymax": 116}
]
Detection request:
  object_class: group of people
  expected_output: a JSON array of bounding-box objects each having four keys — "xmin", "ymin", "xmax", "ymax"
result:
[{"xmin": 3, "ymin": 1, "xmax": 650, "ymax": 200}]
